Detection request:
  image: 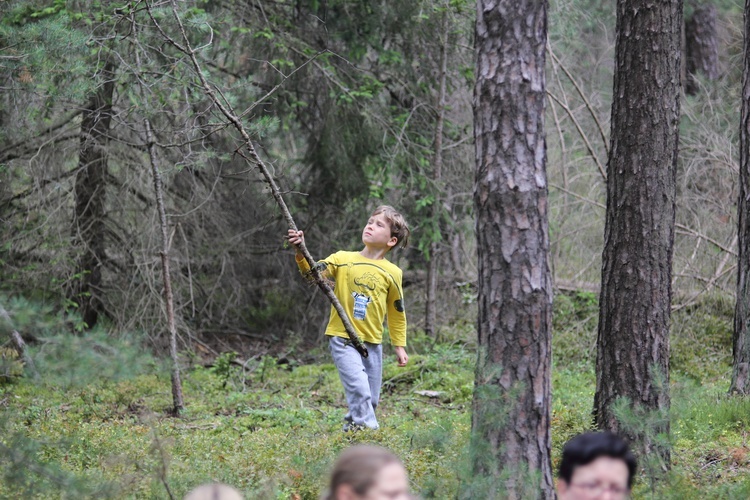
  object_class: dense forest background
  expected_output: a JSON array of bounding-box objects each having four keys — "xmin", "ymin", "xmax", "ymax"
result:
[
  {"xmin": 1, "ymin": 0, "xmax": 741, "ymax": 358},
  {"xmin": 2, "ymin": 0, "xmax": 476, "ymax": 354}
]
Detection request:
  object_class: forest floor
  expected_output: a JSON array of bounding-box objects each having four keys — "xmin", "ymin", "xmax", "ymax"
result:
[{"xmin": 2, "ymin": 292, "xmax": 750, "ymax": 498}]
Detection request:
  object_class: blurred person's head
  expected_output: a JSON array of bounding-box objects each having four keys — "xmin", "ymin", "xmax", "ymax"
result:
[
  {"xmin": 557, "ymin": 431, "xmax": 636, "ymax": 500},
  {"xmin": 324, "ymin": 445, "xmax": 410, "ymax": 500},
  {"xmin": 184, "ymin": 483, "xmax": 243, "ymax": 500}
]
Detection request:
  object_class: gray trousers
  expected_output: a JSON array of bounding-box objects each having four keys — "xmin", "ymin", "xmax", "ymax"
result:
[{"xmin": 328, "ymin": 336, "xmax": 383, "ymax": 429}]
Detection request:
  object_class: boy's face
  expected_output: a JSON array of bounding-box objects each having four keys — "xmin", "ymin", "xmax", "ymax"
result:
[{"xmin": 362, "ymin": 213, "xmax": 398, "ymax": 250}]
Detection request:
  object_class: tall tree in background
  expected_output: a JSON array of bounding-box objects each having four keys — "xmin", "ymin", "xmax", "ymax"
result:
[
  {"xmin": 594, "ymin": 0, "xmax": 682, "ymax": 458},
  {"xmin": 730, "ymin": 0, "xmax": 750, "ymax": 395},
  {"xmin": 145, "ymin": 118, "xmax": 184, "ymax": 413},
  {"xmin": 71, "ymin": 59, "xmax": 116, "ymax": 329},
  {"xmin": 425, "ymin": 5, "xmax": 450, "ymax": 338},
  {"xmin": 471, "ymin": 0, "xmax": 553, "ymax": 496},
  {"xmin": 685, "ymin": 3, "xmax": 719, "ymax": 95}
]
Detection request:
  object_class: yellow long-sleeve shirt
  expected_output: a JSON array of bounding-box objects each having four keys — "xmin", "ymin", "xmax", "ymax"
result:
[{"xmin": 296, "ymin": 250, "xmax": 407, "ymax": 346}]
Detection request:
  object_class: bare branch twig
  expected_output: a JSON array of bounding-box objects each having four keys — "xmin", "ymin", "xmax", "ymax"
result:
[
  {"xmin": 547, "ymin": 44, "xmax": 609, "ymax": 156},
  {"xmin": 547, "ymin": 90, "xmax": 607, "ymax": 181}
]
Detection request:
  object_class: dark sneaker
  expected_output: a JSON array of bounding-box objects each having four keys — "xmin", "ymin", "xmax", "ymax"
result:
[{"xmin": 343, "ymin": 422, "xmax": 366, "ymax": 433}]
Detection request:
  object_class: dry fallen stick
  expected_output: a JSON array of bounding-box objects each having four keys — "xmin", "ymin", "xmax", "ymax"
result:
[
  {"xmin": 145, "ymin": 0, "xmax": 368, "ymax": 358},
  {"xmin": 0, "ymin": 303, "xmax": 37, "ymax": 377}
]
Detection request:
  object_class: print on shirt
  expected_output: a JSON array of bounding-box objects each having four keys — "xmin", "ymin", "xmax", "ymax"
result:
[
  {"xmin": 354, "ymin": 273, "xmax": 377, "ymax": 292},
  {"xmin": 352, "ymin": 292, "xmax": 372, "ymax": 320},
  {"xmin": 351, "ymin": 271, "xmax": 379, "ymax": 320}
]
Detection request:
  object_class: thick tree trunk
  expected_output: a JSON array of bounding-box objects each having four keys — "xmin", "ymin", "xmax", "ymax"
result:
[
  {"xmin": 594, "ymin": 0, "xmax": 681, "ymax": 461},
  {"xmin": 685, "ymin": 3, "xmax": 719, "ymax": 95},
  {"xmin": 71, "ymin": 60, "xmax": 116, "ymax": 328},
  {"xmin": 730, "ymin": 0, "xmax": 750, "ymax": 395},
  {"xmin": 472, "ymin": 0, "xmax": 553, "ymax": 497}
]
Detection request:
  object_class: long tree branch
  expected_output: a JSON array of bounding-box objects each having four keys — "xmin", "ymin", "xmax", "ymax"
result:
[
  {"xmin": 676, "ymin": 223, "xmax": 737, "ymax": 255},
  {"xmin": 145, "ymin": 0, "xmax": 368, "ymax": 357}
]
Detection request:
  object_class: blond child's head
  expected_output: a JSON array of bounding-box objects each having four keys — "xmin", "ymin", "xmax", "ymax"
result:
[
  {"xmin": 371, "ymin": 205, "xmax": 410, "ymax": 250},
  {"xmin": 323, "ymin": 445, "xmax": 409, "ymax": 500},
  {"xmin": 184, "ymin": 483, "xmax": 243, "ymax": 500}
]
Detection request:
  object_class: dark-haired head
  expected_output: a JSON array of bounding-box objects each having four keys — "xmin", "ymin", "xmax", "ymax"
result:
[
  {"xmin": 559, "ymin": 431, "xmax": 636, "ymax": 486},
  {"xmin": 557, "ymin": 432, "xmax": 636, "ymax": 499}
]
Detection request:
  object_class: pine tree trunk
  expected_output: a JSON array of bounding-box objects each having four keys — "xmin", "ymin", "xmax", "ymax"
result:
[
  {"xmin": 71, "ymin": 60, "xmax": 116, "ymax": 329},
  {"xmin": 685, "ymin": 3, "xmax": 719, "ymax": 95},
  {"xmin": 730, "ymin": 0, "xmax": 750, "ymax": 395},
  {"xmin": 594, "ymin": 0, "xmax": 681, "ymax": 460},
  {"xmin": 472, "ymin": 0, "xmax": 553, "ymax": 496}
]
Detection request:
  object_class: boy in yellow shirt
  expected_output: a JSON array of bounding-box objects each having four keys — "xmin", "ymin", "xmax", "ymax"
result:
[{"xmin": 287, "ymin": 205, "xmax": 410, "ymax": 430}]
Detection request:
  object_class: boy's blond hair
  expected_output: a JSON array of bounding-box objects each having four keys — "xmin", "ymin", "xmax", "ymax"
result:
[{"xmin": 371, "ymin": 205, "xmax": 410, "ymax": 249}]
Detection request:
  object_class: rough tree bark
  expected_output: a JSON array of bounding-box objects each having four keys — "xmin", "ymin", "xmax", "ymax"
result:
[
  {"xmin": 730, "ymin": 0, "xmax": 750, "ymax": 395},
  {"xmin": 472, "ymin": 0, "xmax": 553, "ymax": 496},
  {"xmin": 71, "ymin": 60, "xmax": 116, "ymax": 329},
  {"xmin": 685, "ymin": 3, "xmax": 719, "ymax": 95},
  {"xmin": 594, "ymin": 0, "xmax": 682, "ymax": 459}
]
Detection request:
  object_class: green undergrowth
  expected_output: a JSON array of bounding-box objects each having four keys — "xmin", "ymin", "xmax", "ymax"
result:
[
  {"xmin": 1, "ymin": 292, "xmax": 749, "ymax": 498},
  {"xmin": 0, "ymin": 336, "xmax": 476, "ymax": 499}
]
